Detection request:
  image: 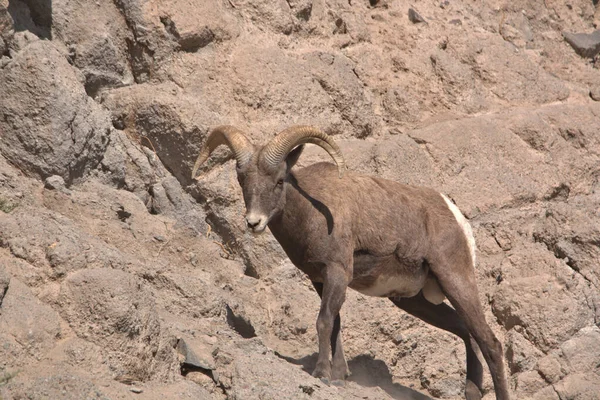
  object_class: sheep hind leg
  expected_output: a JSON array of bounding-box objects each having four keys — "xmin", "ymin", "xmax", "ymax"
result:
[
  {"xmin": 313, "ymin": 281, "xmax": 351, "ymax": 383},
  {"xmin": 430, "ymin": 262, "xmax": 511, "ymax": 400},
  {"xmin": 389, "ymin": 292, "xmax": 484, "ymax": 400}
]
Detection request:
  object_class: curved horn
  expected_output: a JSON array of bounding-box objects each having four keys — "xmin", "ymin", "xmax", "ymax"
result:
[
  {"xmin": 260, "ymin": 126, "xmax": 346, "ymax": 177},
  {"xmin": 191, "ymin": 126, "xmax": 254, "ymax": 180}
]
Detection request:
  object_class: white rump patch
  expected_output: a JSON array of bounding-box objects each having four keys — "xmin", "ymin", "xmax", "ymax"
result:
[{"xmin": 441, "ymin": 194, "xmax": 477, "ymax": 266}]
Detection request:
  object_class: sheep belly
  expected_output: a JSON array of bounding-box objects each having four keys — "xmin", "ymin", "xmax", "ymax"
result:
[
  {"xmin": 354, "ymin": 274, "xmax": 424, "ymax": 298},
  {"xmin": 350, "ymin": 254, "xmax": 428, "ymax": 298}
]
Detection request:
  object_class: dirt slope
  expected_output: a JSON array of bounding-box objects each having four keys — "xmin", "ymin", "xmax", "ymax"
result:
[{"xmin": 1, "ymin": 1, "xmax": 600, "ymax": 399}]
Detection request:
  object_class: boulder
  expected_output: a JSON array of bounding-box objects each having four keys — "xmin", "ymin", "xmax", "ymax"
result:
[
  {"xmin": 0, "ymin": 279, "xmax": 62, "ymax": 365},
  {"xmin": 563, "ymin": 30, "xmax": 600, "ymax": 58},
  {"xmin": 58, "ymin": 268, "xmax": 178, "ymax": 380},
  {"xmin": 0, "ymin": 40, "xmax": 111, "ymax": 184}
]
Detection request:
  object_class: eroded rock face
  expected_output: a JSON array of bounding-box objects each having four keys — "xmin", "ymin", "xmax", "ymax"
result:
[
  {"xmin": 0, "ymin": 40, "xmax": 111, "ymax": 184},
  {"xmin": 0, "ymin": 278, "xmax": 62, "ymax": 366},
  {"xmin": 1, "ymin": 0, "xmax": 600, "ymax": 399},
  {"xmin": 58, "ymin": 268, "xmax": 178, "ymax": 381}
]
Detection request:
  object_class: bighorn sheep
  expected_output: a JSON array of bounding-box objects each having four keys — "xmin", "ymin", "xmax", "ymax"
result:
[{"xmin": 192, "ymin": 125, "xmax": 510, "ymax": 400}]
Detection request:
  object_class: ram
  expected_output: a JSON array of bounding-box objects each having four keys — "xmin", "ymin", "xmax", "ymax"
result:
[{"xmin": 192, "ymin": 125, "xmax": 509, "ymax": 400}]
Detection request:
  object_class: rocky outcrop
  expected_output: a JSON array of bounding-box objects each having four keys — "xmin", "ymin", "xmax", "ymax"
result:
[
  {"xmin": 0, "ymin": 39, "xmax": 111, "ymax": 184},
  {"xmin": 1, "ymin": 0, "xmax": 599, "ymax": 399}
]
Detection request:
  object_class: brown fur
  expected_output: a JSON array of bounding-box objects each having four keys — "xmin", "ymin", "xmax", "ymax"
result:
[{"xmin": 209, "ymin": 145, "xmax": 510, "ymax": 399}]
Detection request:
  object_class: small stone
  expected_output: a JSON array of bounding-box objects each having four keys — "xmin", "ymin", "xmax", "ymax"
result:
[
  {"xmin": 590, "ymin": 86, "xmax": 600, "ymax": 101},
  {"xmin": 10, "ymin": 31, "xmax": 40, "ymax": 52},
  {"xmin": 153, "ymin": 235, "xmax": 167, "ymax": 242},
  {"xmin": 44, "ymin": 175, "xmax": 67, "ymax": 191},
  {"xmin": 130, "ymin": 387, "xmax": 143, "ymax": 394},
  {"xmin": 300, "ymin": 384, "xmax": 315, "ymax": 395},
  {"xmin": 392, "ymin": 333, "xmax": 404, "ymax": 344},
  {"xmin": 185, "ymin": 371, "xmax": 213, "ymax": 386},
  {"xmin": 563, "ymin": 30, "xmax": 600, "ymax": 58},
  {"xmin": 537, "ymin": 356, "xmax": 563, "ymax": 384},
  {"xmin": 292, "ymin": 322, "xmax": 308, "ymax": 335},
  {"xmin": 333, "ymin": 18, "xmax": 347, "ymax": 34},
  {"xmin": 176, "ymin": 338, "xmax": 216, "ymax": 370},
  {"xmin": 408, "ymin": 8, "xmax": 426, "ymax": 24}
]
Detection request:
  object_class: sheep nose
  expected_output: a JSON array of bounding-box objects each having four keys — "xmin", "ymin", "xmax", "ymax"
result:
[{"xmin": 246, "ymin": 215, "xmax": 262, "ymax": 230}]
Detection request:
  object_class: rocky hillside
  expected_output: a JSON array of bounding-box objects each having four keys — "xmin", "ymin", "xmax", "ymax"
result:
[{"xmin": 1, "ymin": 0, "xmax": 600, "ymax": 399}]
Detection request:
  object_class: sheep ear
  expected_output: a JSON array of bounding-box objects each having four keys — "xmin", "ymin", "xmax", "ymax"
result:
[{"xmin": 285, "ymin": 145, "xmax": 304, "ymax": 171}]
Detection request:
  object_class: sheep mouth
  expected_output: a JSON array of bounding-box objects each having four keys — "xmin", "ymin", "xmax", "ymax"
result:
[{"xmin": 250, "ymin": 224, "xmax": 267, "ymax": 234}]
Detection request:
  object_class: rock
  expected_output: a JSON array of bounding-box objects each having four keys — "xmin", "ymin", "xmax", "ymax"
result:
[
  {"xmin": 459, "ymin": 35, "xmax": 569, "ymax": 105},
  {"xmin": 99, "ymin": 83, "xmax": 209, "ymax": 186},
  {"xmin": 531, "ymin": 386, "xmax": 561, "ymax": 400},
  {"xmin": 491, "ymin": 275, "xmax": 593, "ymax": 352},
  {"xmin": 1, "ymin": 1, "xmax": 600, "ymax": 399},
  {"xmin": 0, "ymin": 206, "xmax": 131, "ymax": 279},
  {"xmin": 590, "ymin": 86, "xmax": 600, "ymax": 101},
  {"xmin": 558, "ymin": 326, "xmax": 600, "ymax": 375},
  {"xmin": 232, "ymin": 0, "xmax": 295, "ymax": 35},
  {"xmin": 176, "ymin": 337, "xmax": 216, "ymax": 370},
  {"xmin": 300, "ymin": 51, "xmax": 377, "ymax": 138},
  {"xmin": 429, "ymin": 49, "xmax": 488, "ymax": 113},
  {"xmin": 58, "ymin": 268, "xmax": 178, "ymax": 380},
  {"xmin": 222, "ymin": 338, "xmax": 345, "ymax": 400},
  {"xmin": 537, "ymin": 355, "xmax": 564, "ymax": 384},
  {"xmin": 44, "ymin": 175, "xmax": 67, "ymax": 191},
  {"xmin": 563, "ymin": 30, "xmax": 600, "ymax": 58},
  {"xmin": 0, "ymin": 266, "xmax": 8, "ymax": 304},
  {"xmin": 0, "ymin": 3, "xmax": 13, "ymax": 39},
  {"xmin": 155, "ymin": 0, "xmax": 239, "ymax": 48},
  {"xmin": 51, "ymin": 0, "xmax": 134, "ymax": 96},
  {"xmin": 382, "ymin": 86, "xmax": 421, "ymax": 124},
  {"xmin": 533, "ymin": 196, "xmax": 600, "ymax": 288},
  {"xmin": 2, "ymin": 374, "xmax": 111, "ymax": 400},
  {"xmin": 505, "ymin": 330, "xmax": 544, "ymax": 374},
  {"xmin": 226, "ymin": 304, "xmax": 257, "ymax": 339},
  {"xmin": 1, "ymin": 0, "xmax": 46, "ymax": 39},
  {"xmin": 0, "ymin": 279, "xmax": 62, "ymax": 365},
  {"xmin": 408, "ymin": 8, "xmax": 426, "ymax": 24},
  {"xmin": 7, "ymin": 30, "xmax": 38, "ymax": 53},
  {"xmin": 554, "ymin": 373, "xmax": 600, "ymax": 400},
  {"xmin": 0, "ymin": 40, "xmax": 111, "ymax": 184},
  {"xmin": 514, "ymin": 370, "xmax": 547, "ymax": 396}
]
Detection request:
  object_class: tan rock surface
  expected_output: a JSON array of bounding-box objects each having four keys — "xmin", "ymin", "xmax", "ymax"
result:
[{"xmin": 1, "ymin": 0, "xmax": 599, "ymax": 399}]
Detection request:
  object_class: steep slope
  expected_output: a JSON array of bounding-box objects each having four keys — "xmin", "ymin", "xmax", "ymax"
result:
[{"xmin": 1, "ymin": 1, "xmax": 599, "ymax": 399}]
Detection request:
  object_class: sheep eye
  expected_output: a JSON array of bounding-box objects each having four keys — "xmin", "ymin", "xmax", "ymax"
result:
[{"xmin": 277, "ymin": 179, "xmax": 284, "ymax": 186}]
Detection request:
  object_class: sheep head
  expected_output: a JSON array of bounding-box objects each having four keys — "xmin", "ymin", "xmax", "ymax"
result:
[{"xmin": 192, "ymin": 125, "xmax": 346, "ymax": 233}]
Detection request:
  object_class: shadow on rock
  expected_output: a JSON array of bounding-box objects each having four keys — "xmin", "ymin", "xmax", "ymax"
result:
[
  {"xmin": 275, "ymin": 352, "xmax": 431, "ymax": 400},
  {"xmin": 8, "ymin": 0, "xmax": 52, "ymax": 39},
  {"xmin": 274, "ymin": 351, "xmax": 318, "ymax": 375},
  {"xmin": 348, "ymin": 355, "xmax": 431, "ymax": 400}
]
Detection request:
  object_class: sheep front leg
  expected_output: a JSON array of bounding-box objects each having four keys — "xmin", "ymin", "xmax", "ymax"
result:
[
  {"xmin": 312, "ymin": 282, "xmax": 351, "ymax": 383},
  {"xmin": 312, "ymin": 264, "xmax": 349, "ymax": 384}
]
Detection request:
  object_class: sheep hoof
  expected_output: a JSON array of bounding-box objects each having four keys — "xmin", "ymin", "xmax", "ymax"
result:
[
  {"xmin": 319, "ymin": 377, "xmax": 330, "ymax": 386},
  {"xmin": 465, "ymin": 380, "xmax": 482, "ymax": 400},
  {"xmin": 331, "ymin": 379, "xmax": 345, "ymax": 387}
]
